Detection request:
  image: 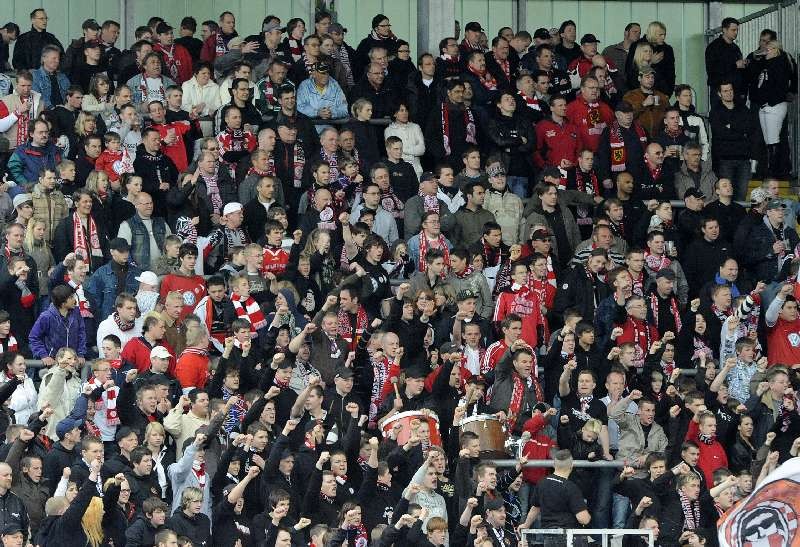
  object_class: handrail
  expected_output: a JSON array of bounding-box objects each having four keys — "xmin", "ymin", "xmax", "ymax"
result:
[
  {"xmin": 490, "ymin": 459, "xmax": 627, "ymax": 468},
  {"xmin": 704, "ymin": 0, "xmax": 798, "ymax": 36}
]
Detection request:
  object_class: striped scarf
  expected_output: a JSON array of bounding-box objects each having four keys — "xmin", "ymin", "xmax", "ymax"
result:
[
  {"xmin": 230, "ymin": 293, "xmax": 267, "ymax": 331},
  {"xmin": 65, "ymin": 275, "xmax": 92, "ymax": 317},
  {"xmin": 202, "ymin": 172, "xmax": 223, "ymax": 215},
  {"xmin": 418, "ymin": 233, "xmax": 450, "ymax": 276},
  {"xmin": 286, "ymin": 39, "xmax": 302, "ymax": 62},
  {"xmin": 0, "ymin": 336, "xmax": 18, "ymax": 353},
  {"xmin": 87, "ymin": 376, "xmax": 120, "ymax": 425},
  {"xmin": 333, "ymin": 44, "xmax": 354, "ymax": 86},
  {"xmin": 222, "ymin": 385, "xmax": 246, "ymax": 433},
  {"xmin": 337, "ymin": 306, "xmax": 367, "ymax": 351},
  {"xmin": 72, "ymin": 213, "xmax": 102, "ymax": 264}
]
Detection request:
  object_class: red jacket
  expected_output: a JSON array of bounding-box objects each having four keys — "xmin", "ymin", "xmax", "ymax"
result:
[
  {"xmin": 121, "ymin": 336, "xmax": 177, "ymax": 374},
  {"xmin": 565, "ymin": 97, "xmax": 614, "ymax": 152},
  {"xmin": 153, "ymin": 43, "xmax": 193, "ymax": 84},
  {"xmin": 175, "ymin": 351, "xmax": 210, "ymax": 389},
  {"xmin": 521, "ymin": 413, "xmax": 556, "ymax": 484},
  {"xmin": 95, "ymin": 149, "xmax": 123, "ymax": 182},
  {"xmin": 534, "ymin": 118, "xmax": 582, "ymax": 168},
  {"xmin": 159, "ymin": 273, "xmax": 207, "ymax": 321},
  {"xmin": 494, "ymin": 285, "xmax": 542, "ymax": 348},
  {"xmin": 686, "ymin": 419, "xmax": 729, "ymax": 487},
  {"xmin": 615, "ymin": 317, "xmax": 660, "ymax": 367},
  {"xmin": 151, "ymin": 121, "xmax": 191, "ymax": 172},
  {"xmin": 481, "ymin": 339, "xmax": 509, "ymax": 374}
]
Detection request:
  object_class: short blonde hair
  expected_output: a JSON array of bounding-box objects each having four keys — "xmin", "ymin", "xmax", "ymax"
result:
[
  {"xmin": 180, "ymin": 486, "xmax": 203, "ymax": 508},
  {"xmin": 582, "ymin": 418, "xmax": 602, "ymax": 436}
]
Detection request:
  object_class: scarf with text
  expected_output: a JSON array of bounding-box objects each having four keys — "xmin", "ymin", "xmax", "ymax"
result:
[
  {"xmin": 72, "ymin": 213, "xmax": 101, "ymax": 263},
  {"xmin": 441, "ymin": 102, "xmax": 477, "ymax": 156},
  {"xmin": 279, "ymin": 142, "xmax": 306, "ymax": 188},
  {"xmin": 337, "ymin": 306, "xmax": 368, "ymax": 350},
  {"xmin": 14, "ymin": 96, "xmax": 33, "ymax": 148},
  {"xmin": 628, "ymin": 317, "xmax": 653, "ymax": 368},
  {"xmin": 679, "ymin": 489, "xmax": 701, "ymax": 530},
  {"xmin": 202, "ymin": 171, "xmax": 223, "ymax": 215},
  {"xmin": 230, "ymin": 293, "xmax": 267, "ymax": 331},
  {"xmin": 418, "ymin": 233, "xmax": 450, "ymax": 276},
  {"xmin": 87, "ymin": 376, "xmax": 119, "ymax": 425},
  {"xmin": 157, "ymin": 44, "xmax": 180, "ymax": 81},
  {"xmin": 609, "ymin": 121, "xmax": 647, "ymax": 172},
  {"xmin": 369, "ymin": 353, "xmax": 391, "ymax": 426},
  {"xmin": 215, "ymin": 31, "xmax": 236, "ymax": 57}
]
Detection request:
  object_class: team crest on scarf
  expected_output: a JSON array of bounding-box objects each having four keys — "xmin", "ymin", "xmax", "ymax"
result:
[{"xmin": 612, "ymin": 148, "xmax": 624, "ymax": 162}]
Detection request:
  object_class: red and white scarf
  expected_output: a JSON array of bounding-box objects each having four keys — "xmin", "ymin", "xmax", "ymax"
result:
[
  {"xmin": 230, "ymin": 293, "xmax": 267, "ymax": 331},
  {"xmin": 157, "ymin": 44, "xmax": 180, "ymax": 81},
  {"xmin": 628, "ymin": 317, "xmax": 653, "ymax": 368},
  {"xmin": 14, "ymin": 97, "xmax": 32, "ymax": 148},
  {"xmin": 507, "ymin": 371, "xmax": 543, "ymax": 428},
  {"xmin": 337, "ymin": 306, "xmax": 368, "ymax": 350},
  {"xmin": 286, "ymin": 38, "xmax": 302, "ymax": 62},
  {"xmin": 573, "ymin": 169, "xmax": 599, "ymax": 196},
  {"xmin": 441, "ymin": 102, "xmax": 477, "ymax": 156},
  {"xmin": 679, "ymin": 489, "xmax": 701, "ymax": 530},
  {"xmin": 468, "ymin": 66, "xmax": 497, "ymax": 90},
  {"xmin": 518, "ymin": 91, "xmax": 541, "ymax": 111},
  {"xmin": 418, "ymin": 233, "xmax": 450, "ymax": 277},
  {"xmin": 192, "ymin": 460, "xmax": 207, "ymax": 487},
  {"xmin": 72, "ymin": 213, "xmax": 101, "ymax": 263},
  {"xmin": 65, "ymin": 275, "xmax": 92, "ymax": 317},
  {"xmin": 321, "ymin": 149, "xmax": 340, "ymax": 182},
  {"xmin": 644, "ymin": 251, "xmax": 671, "ymax": 272},
  {"xmin": 454, "ymin": 265, "xmax": 474, "ymax": 279},
  {"xmin": 0, "ymin": 335, "xmax": 18, "ymax": 353},
  {"xmin": 419, "ymin": 192, "xmax": 440, "ymax": 214},
  {"xmin": 139, "ymin": 74, "xmax": 165, "ymax": 104},
  {"xmin": 649, "ymin": 293, "xmax": 682, "ymax": 332},
  {"xmin": 87, "ymin": 376, "xmax": 120, "ymax": 425},
  {"xmin": 202, "ymin": 171, "xmax": 223, "ymax": 215}
]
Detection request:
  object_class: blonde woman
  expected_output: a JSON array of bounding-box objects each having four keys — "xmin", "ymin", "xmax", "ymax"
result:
[
  {"xmin": 752, "ymin": 40, "xmax": 793, "ymax": 176},
  {"xmin": 627, "ymin": 21, "xmax": 676, "ymax": 95},
  {"xmin": 49, "ymin": 457, "xmax": 104, "ymax": 547},
  {"xmin": 627, "ymin": 42, "xmax": 653, "ymax": 90},
  {"xmin": 23, "ymin": 219, "xmax": 54, "ymax": 298},
  {"xmin": 346, "ymin": 97, "xmax": 380, "ymax": 171},
  {"xmin": 144, "ymin": 421, "xmax": 175, "ymax": 498}
]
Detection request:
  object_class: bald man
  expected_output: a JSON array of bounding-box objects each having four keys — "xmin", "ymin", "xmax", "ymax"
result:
[{"xmin": 638, "ymin": 143, "xmax": 676, "ymax": 201}]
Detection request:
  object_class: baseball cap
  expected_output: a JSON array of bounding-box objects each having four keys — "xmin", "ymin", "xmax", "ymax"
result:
[
  {"xmin": 419, "ymin": 171, "xmax": 437, "ymax": 184},
  {"xmin": 329, "ymin": 23, "xmax": 347, "ymax": 34},
  {"xmin": 638, "ymin": 65, "xmax": 656, "ymax": 76},
  {"xmin": 262, "ymin": 21, "xmax": 283, "ymax": 33},
  {"xmin": 485, "ymin": 497, "xmax": 505, "ymax": 511},
  {"xmin": 1, "ymin": 524, "xmax": 23, "ymax": 536},
  {"xmin": 749, "ymin": 187, "xmax": 769, "ymax": 204},
  {"xmin": 456, "ymin": 288, "xmax": 477, "ymax": 302},
  {"xmin": 486, "ymin": 163, "xmax": 506, "ymax": 177},
  {"xmin": 683, "ymin": 188, "xmax": 706, "ymax": 200},
  {"xmin": 580, "ymin": 33, "xmax": 601, "ymax": 45},
  {"xmin": 12, "ymin": 194, "xmax": 32, "ymax": 209},
  {"xmin": 615, "ymin": 100, "xmax": 634, "ymax": 113},
  {"xmin": 312, "ymin": 61, "xmax": 331, "ymax": 73},
  {"xmin": 334, "ymin": 367, "xmax": 354, "ymax": 379},
  {"xmin": 655, "ymin": 269, "xmax": 676, "ymax": 280},
  {"xmin": 135, "ymin": 271, "xmax": 159, "ymax": 286},
  {"xmin": 531, "ymin": 229, "xmax": 552, "ymax": 241},
  {"xmin": 114, "ymin": 426, "xmax": 137, "ymax": 442},
  {"xmin": 766, "ymin": 199, "xmax": 787, "ymax": 210},
  {"xmin": 55, "ymin": 419, "xmax": 81, "ymax": 440},
  {"xmin": 405, "ymin": 366, "xmax": 430, "ymax": 380},
  {"xmin": 223, "ymin": 202, "xmax": 243, "ymax": 216},
  {"xmin": 439, "ymin": 342, "xmax": 461, "ymax": 355},
  {"xmin": 109, "ymin": 237, "xmax": 130, "ymax": 252},
  {"xmin": 155, "ymin": 22, "xmax": 173, "ymax": 35},
  {"xmin": 533, "ymin": 28, "xmax": 550, "ymax": 40},
  {"xmin": 465, "ymin": 22, "xmax": 484, "ymax": 33},
  {"xmin": 82, "ymin": 19, "xmax": 101, "ymax": 31},
  {"xmin": 150, "ymin": 346, "xmax": 172, "ymax": 359}
]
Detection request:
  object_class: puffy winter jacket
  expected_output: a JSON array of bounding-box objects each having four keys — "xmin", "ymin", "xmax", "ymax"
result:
[{"xmin": 29, "ymin": 304, "xmax": 86, "ymax": 360}]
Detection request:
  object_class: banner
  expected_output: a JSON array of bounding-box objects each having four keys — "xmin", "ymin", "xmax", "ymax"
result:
[{"xmin": 718, "ymin": 456, "xmax": 800, "ymax": 547}]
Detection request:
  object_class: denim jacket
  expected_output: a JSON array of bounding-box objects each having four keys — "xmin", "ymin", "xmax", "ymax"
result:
[
  {"xmin": 31, "ymin": 68, "xmax": 70, "ymax": 108},
  {"xmin": 84, "ymin": 261, "xmax": 142, "ymax": 319}
]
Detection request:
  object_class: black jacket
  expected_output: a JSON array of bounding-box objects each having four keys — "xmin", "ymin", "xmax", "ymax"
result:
[
  {"xmin": 705, "ymin": 37, "xmax": 746, "ymax": 92},
  {"xmin": 595, "ymin": 124, "xmax": 648, "ymax": 184},
  {"xmin": 750, "ymin": 54, "xmax": 794, "ymax": 107},
  {"xmin": 43, "ymin": 441, "xmax": 78, "ymax": 494},
  {"xmin": 682, "ymin": 237, "xmax": 733, "ymax": 297},
  {"xmin": 48, "ymin": 478, "xmax": 97, "ymax": 547},
  {"xmin": 553, "ymin": 265, "xmax": 611, "ymax": 322},
  {"xmin": 349, "ymin": 77, "xmax": 399, "ymax": 120},
  {"xmin": 12, "ymin": 27, "xmax": 63, "ymax": 70},
  {"xmin": 52, "ymin": 213, "xmax": 111, "ymax": 272},
  {"xmin": 133, "ymin": 145, "xmax": 180, "ymax": 216},
  {"xmin": 166, "ymin": 510, "xmax": 212, "ymax": 547},
  {"xmin": 745, "ymin": 219, "xmax": 799, "ymax": 282},
  {"xmin": 709, "ymin": 101, "xmax": 754, "ymax": 161},
  {"xmin": 407, "ymin": 71, "xmax": 440, "ymax": 126},
  {"xmin": 125, "ymin": 516, "xmax": 162, "ymax": 547},
  {"xmin": 485, "ymin": 111, "xmax": 535, "ymax": 177}
]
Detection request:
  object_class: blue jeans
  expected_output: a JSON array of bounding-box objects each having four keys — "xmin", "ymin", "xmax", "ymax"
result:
[
  {"xmin": 590, "ymin": 467, "xmax": 613, "ymax": 529},
  {"xmin": 507, "ymin": 175, "xmax": 529, "ymax": 199},
  {"xmin": 717, "ymin": 158, "xmax": 751, "ymax": 201},
  {"xmin": 612, "ymin": 493, "xmax": 631, "ymax": 528}
]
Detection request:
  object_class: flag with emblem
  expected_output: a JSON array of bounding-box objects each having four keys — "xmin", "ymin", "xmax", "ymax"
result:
[{"xmin": 718, "ymin": 456, "xmax": 800, "ymax": 546}]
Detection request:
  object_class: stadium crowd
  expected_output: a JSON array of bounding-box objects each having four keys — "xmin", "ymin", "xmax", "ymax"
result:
[{"xmin": 0, "ymin": 5, "xmax": 797, "ymax": 547}]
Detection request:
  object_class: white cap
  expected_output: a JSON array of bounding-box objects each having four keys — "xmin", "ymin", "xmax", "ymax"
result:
[
  {"xmin": 223, "ymin": 202, "xmax": 243, "ymax": 216},
  {"xmin": 150, "ymin": 346, "xmax": 172, "ymax": 359},
  {"xmin": 135, "ymin": 271, "xmax": 159, "ymax": 286}
]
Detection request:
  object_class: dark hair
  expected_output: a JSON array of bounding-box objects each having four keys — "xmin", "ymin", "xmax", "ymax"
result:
[
  {"xmin": 180, "ymin": 17, "xmax": 197, "ymax": 32},
  {"xmin": 51, "ymin": 284, "xmax": 76, "ymax": 309},
  {"xmin": 559, "ymin": 20, "xmax": 577, "ymax": 33},
  {"xmin": 625, "ymin": 22, "xmax": 641, "ymax": 32},
  {"xmin": 130, "ymin": 446, "xmax": 151, "ymax": 465},
  {"xmin": 178, "ymin": 243, "xmax": 198, "ymax": 260},
  {"xmin": 721, "ymin": 17, "xmax": 740, "ymax": 29},
  {"xmin": 3, "ymin": 23, "xmax": 20, "ymax": 36},
  {"xmin": 444, "ymin": 78, "xmax": 464, "ymax": 92}
]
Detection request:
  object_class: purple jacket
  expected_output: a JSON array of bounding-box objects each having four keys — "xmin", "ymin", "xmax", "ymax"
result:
[{"xmin": 29, "ymin": 304, "xmax": 87, "ymax": 359}]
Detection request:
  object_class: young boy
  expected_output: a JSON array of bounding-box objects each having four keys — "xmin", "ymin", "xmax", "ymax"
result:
[
  {"xmin": 100, "ymin": 333, "xmax": 134, "ymax": 386},
  {"xmin": 57, "ymin": 159, "xmax": 77, "ymax": 196},
  {"xmin": 84, "ymin": 359, "xmax": 122, "ymax": 444},
  {"xmin": 716, "ymin": 337, "xmax": 760, "ymax": 404},
  {"xmin": 219, "ymin": 245, "xmax": 246, "ymax": 282},
  {"xmin": 261, "ymin": 220, "xmax": 290, "ymax": 276},
  {"xmin": 134, "ymin": 271, "xmax": 161, "ymax": 315},
  {"xmin": 95, "ymin": 131, "xmax": 132, "ymax": 183},
  {"xmin": 153, "ymin": 235, "xmax": 182, "ymax": 275},
  {"xmin": 226, "ymin": 274, "xmax": 268, "ymax": 340}
]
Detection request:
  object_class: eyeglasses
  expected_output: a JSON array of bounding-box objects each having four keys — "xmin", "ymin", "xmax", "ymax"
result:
[{"xmin": 205, "ymin": 146, "xmax": 219, "ymax": 151}]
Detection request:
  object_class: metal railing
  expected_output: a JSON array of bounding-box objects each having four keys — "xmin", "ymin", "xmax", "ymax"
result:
[
  {"xmin": 490, "ymin": 459, "xmax": 627, "ymax": 468},
  {"xmin": 705, "ymin": 1, "xmax": 800, "ymax": 180},
  {"xmin": 522, "ymin": 528, "xmax": 655, "ymax": 547}
]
